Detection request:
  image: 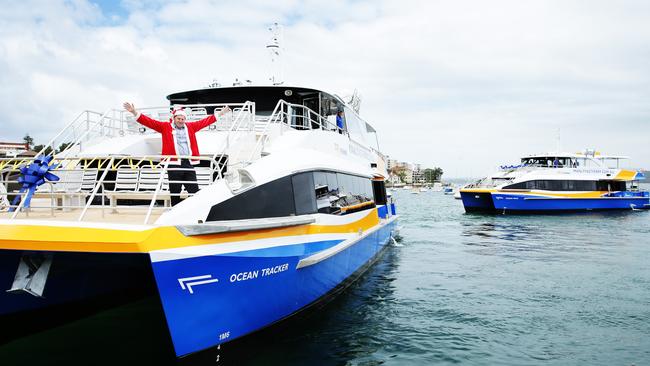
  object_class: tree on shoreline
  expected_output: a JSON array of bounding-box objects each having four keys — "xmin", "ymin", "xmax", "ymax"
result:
[
  {"xmin": 23, "ymin": 134, "xmax": 34, "ymax": 150},
  {"xmin": 424, "ymin": 167, "xmax": 443, "ymax": 183}
]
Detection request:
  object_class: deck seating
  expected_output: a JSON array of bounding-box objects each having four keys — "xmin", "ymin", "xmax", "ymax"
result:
[
  {"xmin": 114, "ymin": 166, "xmax": 139, "ymax": 191},
  {"xmin": 138, "ymin": 167, "xmax": 169, "ymax": 191},
  {"xmin": 107, "ymin": 165, "xmax": 213, "ymax": 210},
  {"xmin": 30, "ymin": 167, "xmax": 98, "ymax": 210},
  {"xmin": 108, "ymin": 166, "xmax": 170, "ymax": 209}
]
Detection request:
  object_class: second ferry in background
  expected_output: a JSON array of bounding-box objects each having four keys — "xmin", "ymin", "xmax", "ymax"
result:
[{"xmin": 460, "ymin": 150, "xmax": 649, "ymax": 213}]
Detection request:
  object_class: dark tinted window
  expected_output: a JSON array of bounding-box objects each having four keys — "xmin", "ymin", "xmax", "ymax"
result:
[
  {"xmin": 314, "ymin": 171, "xmax": 340, "ymax": 214},
  {"xmin": 504, "ymin": 180, "xmax": 626, "ymax": 191},
  {"xmin": 206, "ymin": 176, "xmax": 295, "ymax": 221},
  {"xmin": 372, "ymin": 180, "xmax": 387, "ymax": 205},
  {"xmin": 207, "ymin": 170, "xmax": 376, "ymax": 221},
  {"xmin": 596, "ymin": 180, "xmax": 626, "ymax": 191},
  {"xmin": 292, "ymin": 172, "xmax": 317, "ymax": 215},
  {"xmin": 315, "ymin": 171, "xmax": 374, "ymax": 215}
]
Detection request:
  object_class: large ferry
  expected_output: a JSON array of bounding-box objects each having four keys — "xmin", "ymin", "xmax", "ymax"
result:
[
  {"xmin": 0, "ymin": 85, "xmax": 398, "ymax": 363},
  {"xmin": 460, "ymin": 150, "xmax": 649, "ymax": 213}
]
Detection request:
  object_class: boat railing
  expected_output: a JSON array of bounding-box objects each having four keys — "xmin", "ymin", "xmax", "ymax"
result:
[
  {"xmin": 0, "ymin": 154, "xmax": 227, "ymax": 224},
  {"xmin": 248, "ymin": 99, "xmax": 365, "ymax": 163},
  {"xmin": 21, "ymin": 102, "xmax": 255, "ymax": 166}
]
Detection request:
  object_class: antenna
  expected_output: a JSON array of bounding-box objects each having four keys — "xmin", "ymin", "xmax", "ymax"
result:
[
  {"xmin": 556, "ymin": 127, "xmax": 561, "ymax": 153},
  {"xmin": 207, "ymin": 79, "xmax": 221, "ymax": 88},
  {"xmin": 266, "ymin": 22, "xmax": 283, "ymax": 85}
]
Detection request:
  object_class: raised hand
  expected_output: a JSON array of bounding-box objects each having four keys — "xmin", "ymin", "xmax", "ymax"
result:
[
  {"xmin": 217, "ymin": 106, "xmax": 231, "ymax": 117},
  {"xmin": 123, "ymin": 102, "xmax": 137, "ymax": 116}
]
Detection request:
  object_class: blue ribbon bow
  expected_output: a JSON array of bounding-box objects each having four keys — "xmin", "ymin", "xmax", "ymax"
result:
[{"xmin": 9, "ymin": 155, "xmax": 60, "ymax": 212}]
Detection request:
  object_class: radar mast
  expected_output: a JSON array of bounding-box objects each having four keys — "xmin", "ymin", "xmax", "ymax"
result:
[{"xmin": 267, "ymin": 22, "xmax": 284, "ymax": 85}]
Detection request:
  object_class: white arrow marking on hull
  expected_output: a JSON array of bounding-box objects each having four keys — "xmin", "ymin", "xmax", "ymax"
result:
[{"xmin": 178, "ymin": 275, "xmax": 219, "ymax": 294}]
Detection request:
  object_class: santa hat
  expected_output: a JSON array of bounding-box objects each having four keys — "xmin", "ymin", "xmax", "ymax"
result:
[{"xmin": 172, "ymin": 108, "xmax": 187, "ymax": 118}]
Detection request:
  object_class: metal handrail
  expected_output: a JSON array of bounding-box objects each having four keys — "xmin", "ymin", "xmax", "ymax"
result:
[
  {"xmin": 77, "ymin": 157, "xmax": 114, "ymax": 221},
  {"xmin": 1, "ymin": 154, "xmax": 223, "ymax": 220},
  {"xmin": 247, "ymin": 99, "xmax": 362, "ymax": 163},
  {"xmin": 144, "ymin": 158, "xmax": 171, "ymax": 224}
]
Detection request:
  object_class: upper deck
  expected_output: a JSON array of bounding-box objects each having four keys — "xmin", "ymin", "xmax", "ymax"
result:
[
  {"xmin": 0, "ymin": 87, "xmax": 386, "ymax": 225},
  {"xmin": 518, "ymin": 151, "xmax": 631, "ymax": 170}
]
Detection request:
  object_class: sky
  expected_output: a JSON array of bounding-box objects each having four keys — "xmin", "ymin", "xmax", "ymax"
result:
[{"xmin": 1, "ymin": 0, "xmax": 649, "ymax": 178}]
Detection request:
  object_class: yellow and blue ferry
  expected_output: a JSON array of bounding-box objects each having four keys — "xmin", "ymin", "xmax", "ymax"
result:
[
  {"xmin": 0, "ymin": 85, "xmax": 398, "ymax": 363},
  {"xmin": 460, "ymin": 150, "xmax": 649, "ymax": 213}
]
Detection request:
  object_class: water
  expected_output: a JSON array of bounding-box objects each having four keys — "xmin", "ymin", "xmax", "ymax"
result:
[{"xmin": 242, "ymin": 189, "xmax": 650, "ymax": 365}]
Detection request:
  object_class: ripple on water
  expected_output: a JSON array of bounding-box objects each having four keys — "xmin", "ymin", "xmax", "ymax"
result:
[{"xmin": 241, "ymin": 191, "xmax": 650, "ymax": 366}]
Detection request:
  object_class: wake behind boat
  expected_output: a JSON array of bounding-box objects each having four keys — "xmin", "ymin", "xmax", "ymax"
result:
[
  {"xmin": 460, "ymin": 150, "xmax": 649, "ymax": 213},
  {"xmin": 0, "ymin": 85, "xmax": 398, "ymax": 363}
]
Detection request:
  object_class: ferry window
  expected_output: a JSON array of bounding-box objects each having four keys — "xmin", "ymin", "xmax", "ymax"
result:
[
  {"xmin": 292, "ymin": 172, "xmax": 317, "ymax": 215},
  {"xmin": 536, "ymin": 180, "xmax": 551, "ymax": 190},
  {"xmin": 206, "ymin": 176, "xmax": 295, "ymax": 221},
  {"xmin": 313, "ymin": 172, "xmax": 375, "ymax": 215},
  {"xmin": 207, "ymin": 170, "xmax": 377, "ymax": 221},
  {"xmin": 574, "ymin": 181, "xmax": 596, "ymax": 191},
  {"xmin": 503, "ymin": 182, "xmax": 524, "ymax": 189},
  {"xmin": 372, "ymin": 180, "xmax": 388, "ymax": 205},
  {"xmin": 505, "ymin": 180, "xmax": 605, "ymax": 191},
  {"xmin": 597, "ymin": 181, "xmax": 626, "ymax": 191},
  {"xmin": 314, "ymin": 171, "xmax": 340, "ymax": 214},
  {"xmin": 337, "ymin": 173, "xmax": 354, "ymax": 199}
]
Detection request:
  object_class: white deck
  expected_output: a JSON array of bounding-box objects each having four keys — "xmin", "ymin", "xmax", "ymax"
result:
[{"xmin": 1, "ymin": 99, "xmax": 382, "ymax": 225}]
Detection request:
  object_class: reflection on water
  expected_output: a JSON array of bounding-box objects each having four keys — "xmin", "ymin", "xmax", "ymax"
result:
[
  {"xmin": 216, "ymin": 191, "xmax": 649, "ymax": 365},
  {"xmin": 237, "ymin": 248, "xmax": 402, "ymax": 366},
  {"xmin": 4, "ymin": 189, "xmax": 649, "ymax": 365}
]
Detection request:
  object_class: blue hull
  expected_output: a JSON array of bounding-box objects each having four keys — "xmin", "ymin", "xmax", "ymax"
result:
[
  {"xmin": 492, "ymin": 193, "xmax": 650, "ymax": 212},
  {"xmin": 151, "ymin": 217, "xmax": 399, "ymax": 357},
  {"xmin": 460, "ymin": 192, "xmax": 495, "ymax": 212},
  {"xmin": 461, "ymin": 190, "xmax": 650, "ymax": 213}
]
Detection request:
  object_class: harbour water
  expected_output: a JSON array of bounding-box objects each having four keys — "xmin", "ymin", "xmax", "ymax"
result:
[{"xmin": 240, "ymin": 186, "xmax": 650, "ymax": 365}]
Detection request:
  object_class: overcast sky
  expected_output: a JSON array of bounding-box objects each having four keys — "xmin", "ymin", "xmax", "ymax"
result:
[{"xmin": 1, "ymin": 0, "xmax": 649, "ymax": 177}]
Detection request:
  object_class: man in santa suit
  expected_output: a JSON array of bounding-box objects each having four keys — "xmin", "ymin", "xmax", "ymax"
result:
[{"xmin": 123, "ymin": 102, "xmax": 230, "ymax": 206}]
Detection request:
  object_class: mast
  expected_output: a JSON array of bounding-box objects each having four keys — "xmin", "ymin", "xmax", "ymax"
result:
[{"xmin": 266, "ymin": 23, "xmax": 284, "ymax": 86}]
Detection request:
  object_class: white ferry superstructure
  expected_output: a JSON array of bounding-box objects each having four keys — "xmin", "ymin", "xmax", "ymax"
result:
[{"xmin": 0, "ymin": 85, "xmax": 398, "ymax": 362}]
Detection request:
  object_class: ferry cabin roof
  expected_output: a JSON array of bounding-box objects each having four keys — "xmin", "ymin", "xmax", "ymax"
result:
[
  {"xmin": 521, "ymin": 153, "xmax": 630, "ymax": 169},
  {"xmin": 167, "ymin": 85, "xmax": 378, "ymax": 148}
]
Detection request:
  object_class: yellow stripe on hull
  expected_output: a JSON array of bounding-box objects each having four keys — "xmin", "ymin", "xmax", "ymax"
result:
[
  {"xmin": 0, "ymin": 210, "xmax": 380, "ymax": 254},
  {"xmin": 462, "ymin": 188, "xmax": 614, "ymax": 198},
  {"xmin": 499, "ymin": 190, "xmax": 609, "ymax": 198},
  {"xmin": 459, "ymin": 188, "xmax": 496, "ymax": 193}
]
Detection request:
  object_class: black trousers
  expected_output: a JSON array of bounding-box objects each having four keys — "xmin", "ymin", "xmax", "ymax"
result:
[{"xmin": 167, "ymin": 159, "xmax": 198, "ymax": 206}]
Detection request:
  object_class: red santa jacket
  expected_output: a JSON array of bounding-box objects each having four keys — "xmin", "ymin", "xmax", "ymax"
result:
[{"xmin": 136, "ymin": 113, "xmax": 218, "ymax": 165}]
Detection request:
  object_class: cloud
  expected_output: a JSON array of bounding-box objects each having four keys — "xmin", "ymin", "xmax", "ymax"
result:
[{"xmin": 1, "ymin": 0, "xmax": 649, "ymax": 176}]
